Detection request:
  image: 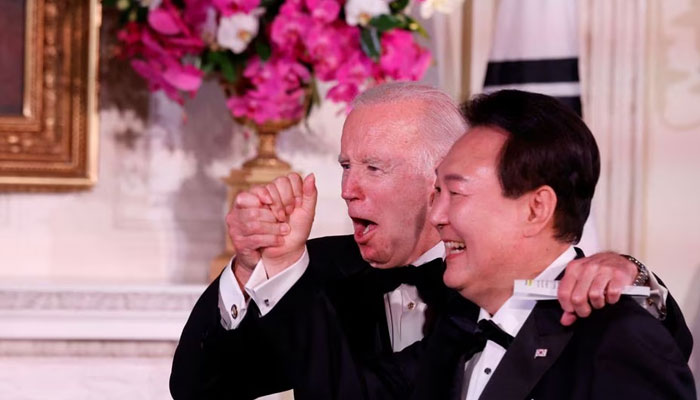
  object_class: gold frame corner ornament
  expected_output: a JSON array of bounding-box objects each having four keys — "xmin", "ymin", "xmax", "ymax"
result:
[{"xmin": 0, "ymin": 0, "xmax": 101, "ymax": 192}]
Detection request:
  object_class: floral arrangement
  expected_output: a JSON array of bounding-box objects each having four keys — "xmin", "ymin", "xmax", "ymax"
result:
[{"xmin": 107, "ymin": 0, "xmax": 458, "ymax": 124}]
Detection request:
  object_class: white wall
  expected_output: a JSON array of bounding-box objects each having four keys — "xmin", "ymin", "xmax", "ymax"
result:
[
  {"xmin": 0, "ymin": 41, "xmax": 352, "ymax": 286},
  {"xmin": 643, "ymin": 0, "xmax": 700, "ymax": 382}
]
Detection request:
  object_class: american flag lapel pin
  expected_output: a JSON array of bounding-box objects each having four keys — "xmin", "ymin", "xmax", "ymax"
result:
[{"xmin": 534, "ymin": 348, "xmax": 548, "ymax": 358}]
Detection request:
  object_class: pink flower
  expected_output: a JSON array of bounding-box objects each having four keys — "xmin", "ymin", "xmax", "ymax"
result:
[
  {"xmin": 305, "ymin": 0, "xmax": 341, "ymax": 23},
  {"xmin": 327, "ymin": 82, "xmax": 359, "ymax": 103},
  {"xmin": 117, "ymin": 1, "xmax": 205, "ymax": 104},
  {"xmin": 213, "ymin": 0, "xmax": 261, "ymax": 15},
  {"xmin": 227, "ymin": 54, "xmax": 311, "ymax": 123},
  {"xmin": 163, "ymin": 63, "xmax": 203, "ymax": 91},
  {"xmin": 183, "ymin": 0, "xmax": 212, "ymax": 29},
  {"xmin": 116, "ymin": 22, "xmax": 145, "ymax": 59},
  {"xmin": 131, "ymin": 59, "xmax": 179, "ymax": 103},
  {"xmin": 148, "ymin": 7, "xmax": 182, "ymax": 35},
  {"xmin": 306, "ymin": 22, "xmax": 361, "ymax": 81},
  {"xmin": 115, "ymin": 0, "xmax": 434, "ymax": 119},
  {"xmin": 305, "ymin": 23, "xmax": 343, "ymax": 79},
  {"xmin": 270, "ymin": 9, "xmax": 312, "ymax": 58},
  {"xmin": 325, "ymin": 50, "xmax": 372, "ymax": 103},
  {"xmin": 379, "ymin": 30, "xmax": 431, "ymax": 81},
  {"xmin": 131, "ymin": 55, "xmax": 203, "ymax": 104},
  {"xmin": 336, "ymin": 50, "xmax": 373, "ymax": 85}
]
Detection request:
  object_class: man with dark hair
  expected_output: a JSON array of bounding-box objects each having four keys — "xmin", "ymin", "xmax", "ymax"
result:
[
  {"xmin": 170, "ymin": 84, "xmax": 691, "ymax": 399},
  {"xmin": 421, "ymin": 90, "xmax": 695, "ymax": 399}
]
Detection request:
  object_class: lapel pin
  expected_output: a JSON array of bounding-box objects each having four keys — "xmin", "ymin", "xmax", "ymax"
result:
[{"xmin": 534, "ymin": 348, "xmax": 548, "ymax": 358}]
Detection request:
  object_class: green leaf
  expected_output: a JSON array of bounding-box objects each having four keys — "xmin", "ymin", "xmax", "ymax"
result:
[
  {"xmin": 360, "ymin": 28, "xmax": 382, "ymax": 61},
  {"xmin": 369, "ymin": 14, "xmax": 402, "ymax": 32},
  {"xmin": 305, "ymin": 79, "xmax": 319, "ymax": 120},
  {"xmin": 389, "ymin": 0, "xmax": 410, "ymax": 13},
  {"xmin": 222, "ymin": 58, "xmax": 239, "ymax": 83},
  {"xmin": 405, "ymin": 16, "xmax": 429, "ymax": 39},
  {"xmin": 255, "ymin": 40, "xmax": 272, "ymax": 61},
  {"xmin": 207, "ymin": 51, "xmax": 238, "ymax": 83},
  {"xmin": 201, "ymin": 63, "xmax": 214, "ymax": 75}
]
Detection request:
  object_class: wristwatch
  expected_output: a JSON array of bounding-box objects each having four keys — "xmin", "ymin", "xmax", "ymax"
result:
[{"xmin": 622, "ymin": 254, "xmax": 649, "ymax": 286}]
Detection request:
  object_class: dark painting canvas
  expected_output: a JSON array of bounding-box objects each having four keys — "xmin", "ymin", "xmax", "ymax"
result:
[{"xmin": 0, "ymin": 0, "xmax": 26, "ymax": 116}]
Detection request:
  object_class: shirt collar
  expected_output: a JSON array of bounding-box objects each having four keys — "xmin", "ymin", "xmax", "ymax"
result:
[
  {"xmin": 479, "ymin": 245, "xmax": 577, "ymax": 337},
  {"xmin": 409, "ymin": 241, "xmax": 446, "ymax": 267}
]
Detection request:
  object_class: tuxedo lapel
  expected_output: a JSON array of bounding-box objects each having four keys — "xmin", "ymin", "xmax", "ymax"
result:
[{"xmin": 478, "ymin": 301, "xmax": 573, "ymax": 400}]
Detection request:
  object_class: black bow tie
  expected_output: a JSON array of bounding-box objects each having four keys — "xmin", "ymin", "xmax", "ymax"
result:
[
  {"xmin": 374, "ymin": 257, "xmax": 445, "ymax": 294},
  {"xmin": 447, "ymin": 312, "xmax": 514, "ymax": 358},
  {"xmin": 474, "ymin": 319, "xmax": 514, "ymax": 351}
]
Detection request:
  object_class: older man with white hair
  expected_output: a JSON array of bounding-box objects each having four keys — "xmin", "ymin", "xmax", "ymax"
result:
[{"xmin": 169, "ymin": 83, "xmax": 684, "ymax": 400}]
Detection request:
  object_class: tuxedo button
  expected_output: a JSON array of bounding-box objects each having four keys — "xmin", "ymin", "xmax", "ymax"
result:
[
  {"xmin": 407, "ymin": 302, "xmax": 415, "ymax": 310},
  {"xmin": 231, "ymin": 304, "xmax": 239, "ymax": 319},
  {"xmin": 484, "ymin": 368, "xmax": 492, "ymax": 375},
  {"xmin": 264, "ymin": 299, "xmax": 271, "ymax": 307}
]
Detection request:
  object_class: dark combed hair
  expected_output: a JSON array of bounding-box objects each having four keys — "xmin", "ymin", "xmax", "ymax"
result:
[{"xmin": 461, "ymin": 90, "xmax": 600, "ymax": 243}]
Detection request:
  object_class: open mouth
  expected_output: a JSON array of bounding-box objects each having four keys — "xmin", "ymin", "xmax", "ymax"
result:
[
  {"xmin": 352, "ymin": 217, "xmax": 377, "ymax": 242},
  {"xmin": 444, "ymin": 240, "xmax": 465, "ymax": 256}
]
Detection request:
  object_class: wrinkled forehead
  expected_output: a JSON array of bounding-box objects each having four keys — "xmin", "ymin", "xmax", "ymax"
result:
[{"xmin": 341, "ymin": 107, "xmax": 421, "ymax": 156}]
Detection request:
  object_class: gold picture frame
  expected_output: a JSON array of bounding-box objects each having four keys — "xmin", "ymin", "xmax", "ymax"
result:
[{"xmin": 0, "ymin": 0, "xmax": 100, "ymax": 191}]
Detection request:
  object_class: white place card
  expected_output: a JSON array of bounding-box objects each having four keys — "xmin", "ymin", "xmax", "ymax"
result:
[{"xmin": 513, "ymin": 279, "xmax": 650, "ymax": 300}]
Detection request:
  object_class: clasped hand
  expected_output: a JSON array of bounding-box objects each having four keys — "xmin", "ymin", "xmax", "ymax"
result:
[{"xmin": 227, "ymin": 173, "xmax": 317, "ymax": 281}]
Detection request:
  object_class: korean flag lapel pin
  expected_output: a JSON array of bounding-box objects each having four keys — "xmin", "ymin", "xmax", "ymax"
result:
[{"xmin": 534, "ymin": 348, "xmax": 548, "ymax": 359}]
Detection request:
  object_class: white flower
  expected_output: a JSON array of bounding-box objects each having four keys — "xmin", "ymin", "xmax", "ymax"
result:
[
  {"xmin": 217, "ymin": 12, "xmax": 260, "ymax": 54},
  {"xmin": 200, "ymin": 6, "xmax": 219, "ymax": 42},
  {"xmin": 345, "ymin": 0, "xmax": 390, "ymax": 26},
  {"xmin": 420, "ymin": 0, "xmax": 464, "ymax": 19}
]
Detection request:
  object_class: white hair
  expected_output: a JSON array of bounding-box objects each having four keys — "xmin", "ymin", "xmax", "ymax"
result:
[{"xmin": 351, "ymin": 82, "xmax": 467, "ymax": 175}]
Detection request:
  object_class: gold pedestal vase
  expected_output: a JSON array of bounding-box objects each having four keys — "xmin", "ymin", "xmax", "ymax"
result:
[{"xmin": 209, "ymin": 118, "xmax": 298, "ymax": 280}]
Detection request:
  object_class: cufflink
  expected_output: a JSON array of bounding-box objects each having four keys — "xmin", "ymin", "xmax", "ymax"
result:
[{"xmin": 231, "ymin": 304, "xmax": 238, "ymax": 319}]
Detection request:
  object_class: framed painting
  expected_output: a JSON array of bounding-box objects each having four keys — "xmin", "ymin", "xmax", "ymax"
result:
[{"xmin": 0, "ymin": 0, "xmax": 100, "ymax": 191}]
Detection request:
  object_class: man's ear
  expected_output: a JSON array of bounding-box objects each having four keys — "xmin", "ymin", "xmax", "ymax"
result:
[{"xmin": 522, "ymin": 185, "xmax": 557, "ymax": 237}]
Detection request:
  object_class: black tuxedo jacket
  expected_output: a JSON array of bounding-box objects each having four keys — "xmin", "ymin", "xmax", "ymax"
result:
[
  {"xmin": 412, "ymin": 291, "xmax": 696, "ymax": 400},
  {"xmin": 170, "ymin": 236, "xmax": 693, "ymax": 399},
  {"xmin": 170, "ymin": 235, "xmax": 451, "ymax": 399}
]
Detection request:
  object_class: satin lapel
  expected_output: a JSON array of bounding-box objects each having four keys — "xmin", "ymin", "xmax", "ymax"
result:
[{"xmin": 478, "ymin": 300, "xmax": 573, "ymax": 400}]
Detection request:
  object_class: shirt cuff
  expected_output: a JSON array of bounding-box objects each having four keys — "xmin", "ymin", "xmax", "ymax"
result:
[
  {"xmin": 218, "ymin": 257, "xmax": 250, "ymax": 330},
  {"xmin": 640, "ymin": 269, "xmax": 669, "ymax": 320},
  {"xmin": 245, "ymin": 248, "xmax": 309, "ymax": 317}
]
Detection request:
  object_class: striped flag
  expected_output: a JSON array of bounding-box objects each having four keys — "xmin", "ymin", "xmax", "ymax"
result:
[
  {"xmin": 483, "ymin": 0, "xmax": 582, "ymax": 116},
  {"xmin": 483, "ymin": 0, "xmax": 599, "ymax": 252}
]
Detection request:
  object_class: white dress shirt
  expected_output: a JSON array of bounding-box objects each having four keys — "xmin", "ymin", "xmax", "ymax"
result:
[
  {"xmin": 218, "ymin": 241, "xmax": 446, "ymax": 352},
  {"xmin": 218, "ymin": 250, "xmax": 309, "ymax": 329},
  {"xmin": 461, "ymin": 246, "xmax": 578, "ymax": 400},
  {"xmin": 384, "ymin": 242, "xmax": 445, "ymax": 351}
]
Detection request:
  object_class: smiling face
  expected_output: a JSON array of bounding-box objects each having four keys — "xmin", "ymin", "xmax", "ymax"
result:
[
  {"xmin": 339, "ymin": 101, "xmax": 440, "ymax": 269},
  {"xmin": 429, "ymin": 126, "xmax": 528, "ymax": 302}
]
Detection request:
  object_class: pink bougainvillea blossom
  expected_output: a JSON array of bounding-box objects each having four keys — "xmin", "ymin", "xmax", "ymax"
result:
[
  {"xmin": 379, "ymin": 30, "xmax": 431, "ymax": 81},
  {"xmin": 305, "ymin": 22, "xmax": 359, "ymax": 80},
  {"xmin": 131, "ymin": 59, "xmax": 203, "ymax": 103},
  {"xmin": 213, "ymin": 0, "xmax": 261, "ymax": 15},
  {"xmin": 227, "ymin": 55, "xmax": 311, "ymax": 123},
  {"xmin": 113, "ymin": 0, "xmax": 434, "ymax": 124},
  {"xmin": 305, "ymin": 0, "xmax": 341, "ymax": 23},
  {"xmin": 270, "ymin": 7, "xmax": 312, "ymax": 59}
]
